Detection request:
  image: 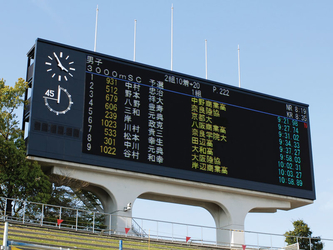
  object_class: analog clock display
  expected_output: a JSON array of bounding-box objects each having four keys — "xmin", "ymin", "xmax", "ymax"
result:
[
  {"xmin": 43, "ymin": 85, "xmax": 73, "ymax": 115},
  {"xmin": 45, "ymin": 51, "xmax": 75, "ymax": 81}
]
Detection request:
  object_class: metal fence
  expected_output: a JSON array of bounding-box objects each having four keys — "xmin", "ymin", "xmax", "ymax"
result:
[{"xmin": 0, "ymin": 197, "xmax": 331, "ymax": 249}]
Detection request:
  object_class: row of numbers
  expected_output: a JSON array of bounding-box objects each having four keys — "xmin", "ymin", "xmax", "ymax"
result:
[
  {"xmin": 85, "ymin": 74, "xmax": 94, "ymax": 151},
  {"xmin": 101, "ymin": 77, "xmax": 118, "ymax": 155},
  {"xmin": 277, "ymin": 117, "xmax": 303, "ymax": 187}
]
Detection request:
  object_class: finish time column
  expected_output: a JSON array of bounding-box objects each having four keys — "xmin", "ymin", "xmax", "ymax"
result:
[
  {"xmin": 277, "ymin": 117, "xmax": 295, "ymax": 187},
  {"xmin": 277, "ymin": 108, "xmax": 305, "ymax": 188}
]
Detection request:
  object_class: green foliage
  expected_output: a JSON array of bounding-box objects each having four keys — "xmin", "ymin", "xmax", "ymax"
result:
[
  {"xmin": 0, "ymin": 78, "xmax": 51, "ymax": 214},
  {"xmin": 0, "ymin": 78, "xmax": 27, "ymax": 140},
  {"xmin": 47, "ymin": 183, "xmax": 106, "ymax": 229},
  {"xmin": 0, "ymin": 78, "xmax": 104, "ymax": 226},
  {"xmin": 285, "ymin": 220, "xmax": 323, "ymax": 250}
]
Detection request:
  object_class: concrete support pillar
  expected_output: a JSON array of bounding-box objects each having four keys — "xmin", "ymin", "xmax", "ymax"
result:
[
  {"xmin": 52, "ymin": 165, "xmax": 142, "ymax": 235},
  {"xmin": 206, "ymin": 206, "xmax": 242, "ymax": 245},
  {"xmin": 205, "ymin": 195, "xmax": 294, "ymax": 246},
  {"xmin": 84, "ymin": 185, "xmax": 135, "ymax": 234},
  {"xmin": 203, "ymin": 198, "xmax": 248, "ymax": 246},
  {"xmin": 106, "ymin": 191, "xmax": 137, "ymax": 234}
]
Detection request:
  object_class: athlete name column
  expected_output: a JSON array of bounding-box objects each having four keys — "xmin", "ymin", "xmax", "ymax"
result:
[{"xmin": 123, "ymin": 81, "xmax": 141, "ymax": 160}]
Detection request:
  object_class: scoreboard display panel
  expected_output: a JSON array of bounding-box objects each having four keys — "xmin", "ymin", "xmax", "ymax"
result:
[{"xmin": 25, "ymin": 39, "xmax": 315, "ymax": 200}]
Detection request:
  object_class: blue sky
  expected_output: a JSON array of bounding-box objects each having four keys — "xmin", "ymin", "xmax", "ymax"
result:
[{"xmin": 1, "ymin": 0, "xmax": 333, "ymax": 248}]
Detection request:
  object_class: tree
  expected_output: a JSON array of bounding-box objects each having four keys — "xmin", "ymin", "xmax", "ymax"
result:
[
  {"xmin": 0, "ymin": 78, "xmax": 51, "ymax": 216},
  {"xmin": 46, "ymin": 174, "xmax": 106, "ymax": 229},
  {"xmin": 285, "ymin": 220, "xmax": 323, "ymax": 250}
]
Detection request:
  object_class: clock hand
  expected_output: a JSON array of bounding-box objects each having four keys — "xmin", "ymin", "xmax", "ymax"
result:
[
  {"xmin": 61, "ymin": 66, "xmax": 69, "ymax": 72},
  {"xmin": 53, "ymin": 52, "xmax": 62, "ymax": 65},
  {"xmin": 57, "ymin": 85, "xmax": 61, "ymax": 104},
  {"xmin": 53, "ymin": 52, "xmax": 68, "ymax": 72}
]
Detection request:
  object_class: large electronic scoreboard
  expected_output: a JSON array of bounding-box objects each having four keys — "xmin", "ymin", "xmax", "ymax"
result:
[{"xmin": 24, "ymin": 39, "xmax": 315, "ymax": 200}]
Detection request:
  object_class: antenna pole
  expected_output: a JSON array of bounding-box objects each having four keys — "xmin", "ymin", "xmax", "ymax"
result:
[
  {"xmin": 171, "ymin": 4, "xmax": 174, "ymax": 70},
  {"xmin": 238, "ymin": 45, "xmax": 241, "ymax": 87},
  {"xmin": 205, "ymin": 39, "xmax": 208, "ymax": 79},
  {"xmin": 94, "ymin": 5, "xmax": 99, "ymax": 52},
  {"xmin": 133, "ymin": 19, "xmax": 137, "ymax": 61}
]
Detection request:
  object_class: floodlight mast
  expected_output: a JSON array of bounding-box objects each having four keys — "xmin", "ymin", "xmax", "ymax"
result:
[
  {"xmin": 133, "ymin": 20, "xmax": 137, "ymax": 61},
  {"xmin": 238, "ymin": 44, "xmax": 241, "ymax": 88},
  {"xmin": 205, "ymin": 39, "xmax": 208, "ymax": 79},
  {"xmin": 171, "ymin": 4, "xmax": 174, "ymax": 70},
  {"xmin": 94, "ymin": 5, "xmax": 99, "ymax": 52}
]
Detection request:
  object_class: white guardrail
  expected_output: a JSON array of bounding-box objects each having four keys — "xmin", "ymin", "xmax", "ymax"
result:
[{"xmin": 0, "ymin": 197, "xmax": 332, "ymax": 249}]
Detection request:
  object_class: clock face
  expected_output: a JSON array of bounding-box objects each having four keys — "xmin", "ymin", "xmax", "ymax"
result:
[
  {"xmin": 45, "ymin": 51, "xmax": 76, "ymax": 81},
  {"xmin": 43, "ymin": 85, "xmax": 73, "ymax": 115}
]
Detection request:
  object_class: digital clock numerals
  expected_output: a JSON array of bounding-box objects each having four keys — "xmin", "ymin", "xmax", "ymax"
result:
[{"xmin": 277, "ymin": 117, "xmax": 303, "ymax": 187}]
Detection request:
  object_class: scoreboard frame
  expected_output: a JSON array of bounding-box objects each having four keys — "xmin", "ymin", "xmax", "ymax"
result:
[{"xmin": 24, "ymin": 38, "xmax": 316, "ymax": 200}]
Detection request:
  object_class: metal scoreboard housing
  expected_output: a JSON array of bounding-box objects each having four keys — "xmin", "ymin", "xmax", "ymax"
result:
[{"xmin": 24, "ymin": 39, "xmax": 316, "ymax": 200}]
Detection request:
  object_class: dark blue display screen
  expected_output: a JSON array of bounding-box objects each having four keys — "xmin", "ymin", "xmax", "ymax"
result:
[{"xmin": 26, "ymin": 39, "xmax": 315, "ymax": 200}]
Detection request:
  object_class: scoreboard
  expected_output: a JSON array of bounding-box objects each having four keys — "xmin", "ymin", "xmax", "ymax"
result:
[{"xmin": 25, "ymin": 39, "xmax": 315, "ymax": 200}]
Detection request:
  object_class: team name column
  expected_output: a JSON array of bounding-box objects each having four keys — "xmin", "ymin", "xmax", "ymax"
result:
[{"xmin": 191, "ymin": 98, "xmax": 228, "ymax": 175}]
